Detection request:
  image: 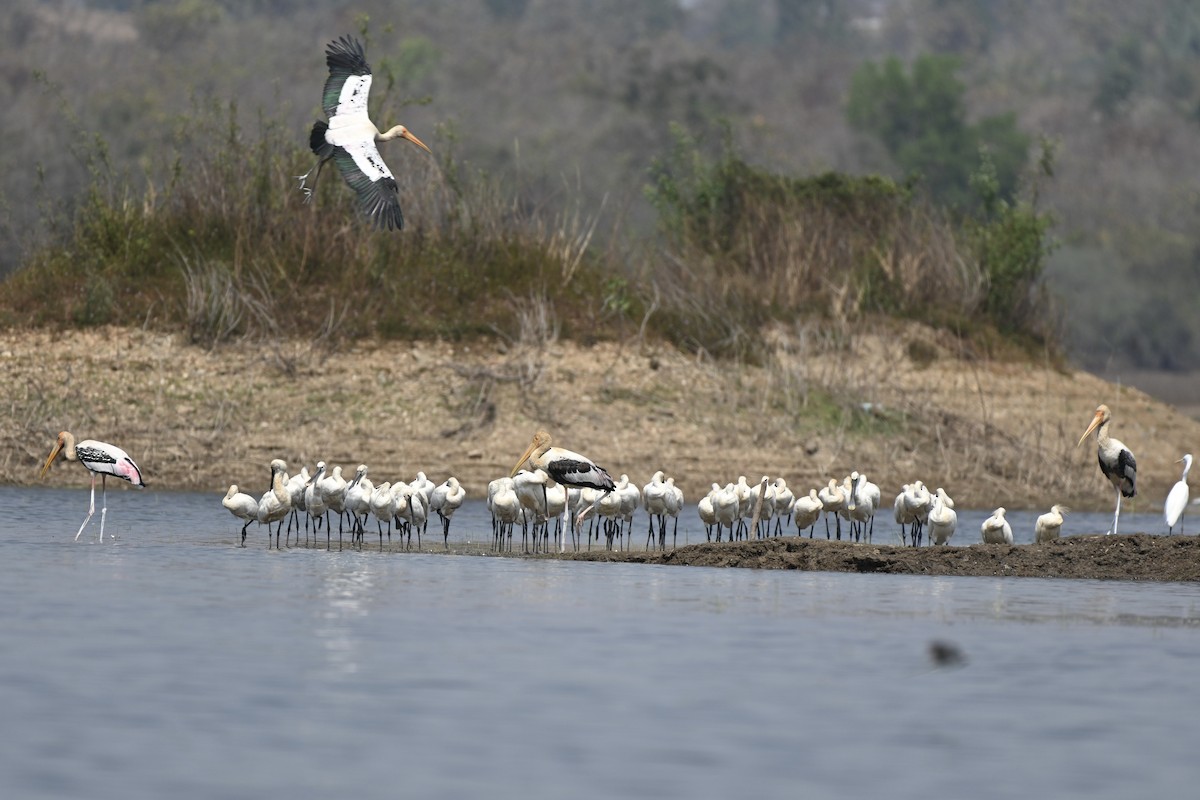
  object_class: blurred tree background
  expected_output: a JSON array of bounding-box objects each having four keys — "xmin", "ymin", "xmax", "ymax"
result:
[{"xmin": 1, "ymin": 0, "xmax": 1198, "ymax": 371}]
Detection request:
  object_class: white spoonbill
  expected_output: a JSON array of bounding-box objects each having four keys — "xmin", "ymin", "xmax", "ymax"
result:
[
  {"xmin": 792, "ymin": 489, "xmax": 823, "ymax": 538},
  {"xmin": 40, "ymin": 431, "xmax": 145, "ymax": 542},
  {"xmin": 512, "ymin": 430, "xmax": 616, "ymax": 552},
  {"xmin": 980, "ymin": 507, "xmax": 1013, "ymax": 545},
  {"xmin": 488, "ymin": 478, "xmax": 521, "ymax": 552},
  {"xmin": 927, "ymin": 489, "xmax": 957, "ymax": 546},
  {"xmin": 818, "ymin": 478, "xmax": 845, "ymax": 540},
  {"xmin": 297, "ymin": 35, "xmax": 432, "ymax": 230},
  {"xmin": 430, "ymin": 477, "xmax": 466, "ymax": 548},
  {"xmin": 305, "ymin": 462, "xmax": 329, "ymax": 544},
  {"xmin": 771, "ymin": 478, "xmax": 795, "ymax": 536},
  {"xmin": 342, "ymin": 465, "xmax": 373, "ymax": 546},
  {"xmin": 222, "ymin": 485, "xmax": 259, "ymax": 543},
  {"xmin": 257, "ymin": 459, "xmax": 292, "ymax": 548},
  {"xmin": 847, "ymin": 471, "xmax": 880, "ymax": 543},
  {"xmin": 1035, "ymin": 504, "xmax": 1069, "ymax": 543},
  {"xmin": 1165, "ymin": 454, "xmax": 1192, "ymax": 534},
  {"xmin": 368, "ymin": 480, "xmax": 396, "ymax": 549},
  {"xmin": 317, "ymin": 464, "xmax": 349, "ymax": 546},
  {"xmin": 642, "ymin": 470, "xmax": 669, "ymax": 548},
  {"xmin": 663, "ymin": 477, "xmax": 684, "ymax": 549},
  {"xmin": 697, "ymin": 487, "xmax": 718, "ymax": 542},
  {"xmin": 1078, "ymin": 404, "xmax": 1137, "ymax": 535}
]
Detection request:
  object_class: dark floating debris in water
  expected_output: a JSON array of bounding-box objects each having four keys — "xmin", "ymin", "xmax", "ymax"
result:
[{"xmin": 928, "ymin": 640, "xmax": 967, "ymax": 668}]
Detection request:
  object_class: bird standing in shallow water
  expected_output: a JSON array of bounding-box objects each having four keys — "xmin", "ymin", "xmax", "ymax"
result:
[
  {"xmin": 223, "ymin": 485, "xmax": 259, "ymax": 543},
  {"xmin": 41, "ymin": 431, "xmax": 145, "ymax": 541},
  {"xmin": 297, "ymin": 35, "xmax": 432, "ymax": 230},
  {"xmin": 1077, "ymin": 404, "xmax": 1137, "ymax": 535}
]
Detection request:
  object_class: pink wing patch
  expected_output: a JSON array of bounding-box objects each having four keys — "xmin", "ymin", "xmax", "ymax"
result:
[{"xmin": 116, "ymin": 458, "xmax": 146, "ymax": 487}]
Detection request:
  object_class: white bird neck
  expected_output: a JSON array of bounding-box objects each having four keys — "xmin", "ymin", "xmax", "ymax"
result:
[{"xmin": 377, "ymin": 125, "xmax": 405, "ymax": 142}]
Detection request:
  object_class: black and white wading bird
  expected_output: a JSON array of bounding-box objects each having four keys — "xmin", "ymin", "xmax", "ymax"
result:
[
  {"xmin": 1077, "ymin": 404, "xmax": 1137, "ymax": 535},
  {"xmin": 511, "ymin": 430, "xmax": 616, "ymax": 553},
  {"xmin": 297, "ymin": 35, "xmax": 432, "ymax": 230},
  {"xmin": 40, "ymin": 431, "xmax": 145, "ymax": 541}
]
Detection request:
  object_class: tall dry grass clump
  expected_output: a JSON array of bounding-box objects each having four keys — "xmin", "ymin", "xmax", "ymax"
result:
[{"xmin": 642, "ymin": 126, "xmax": 1055, "ymax": 358}]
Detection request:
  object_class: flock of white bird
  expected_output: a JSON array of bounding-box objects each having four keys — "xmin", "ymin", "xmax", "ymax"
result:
[
  {"xmin": 219, "ymin": 461, "xmax": 1105, "ymax": 553},
  {"xmin": 487, "ymin": 469, "xmax": 686, "ymax": 553},
  {"xmin": 222, "ymin": 459, "xmax": 465, "ymax": 551}
]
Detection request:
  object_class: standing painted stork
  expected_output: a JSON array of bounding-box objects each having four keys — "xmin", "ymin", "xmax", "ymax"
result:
[
  {"xmin": 1165, "ymin": 454, "xmax": 1192, "ymax": 534},
  {"xmin": 1077, "ymin": 404, "xmax": 1137, "ymax": 535},
  {"xmin": 296, "ymin": 35, "xmax": 432, "ymax": 230},
  {"xmin": 511, "ymin": 430, "xmax": 615, "ymax": 552},
  {"xmin": 40, "ymin": 431, "xmax": 145, "ymax": 541}
]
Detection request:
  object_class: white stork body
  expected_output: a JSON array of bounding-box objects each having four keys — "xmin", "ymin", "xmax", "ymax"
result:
[
  {"xmin": 1078, "ymin": 404, "xmax": 1137, "ymax": 535},
  {"xmin": 1165, "ymin": 454, "xmax": 1192, "ymax": 534},
  {"xmin": 512, "ymin": 430, "xmax": 616, "ymax": 552},
  {"xmin": 298, "ymin": 36, "xmax": 431, "ymax": 230},
  {"xmin": 41, "ymin": 431, "xmax": 145, "ymax": 542},
  {"xmin": 981, "ymin": 507, "xmax": 1013, "ymax": 545},
  {"xmin": 1035, "ymin": 504, "xmax": 1069, "ymax": 543},
  {"xmin": 928, "ymin": 489, "xmax": 957, "ymax": 546},
  {"xmin": 222, "ymin": 485, "xmax": 259, "ymax": 543}
]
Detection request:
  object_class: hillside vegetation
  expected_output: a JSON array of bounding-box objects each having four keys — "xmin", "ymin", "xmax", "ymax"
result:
[{"xmin": 1, "ymin": 1, "xmax": 1199, "ymax": 370}]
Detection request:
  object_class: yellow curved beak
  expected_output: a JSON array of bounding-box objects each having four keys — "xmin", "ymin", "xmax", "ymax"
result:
[
  {"xmin": 401, "ymin": 129, "xmax": 432, "ymax": 154},
  {"xmin": 511, "ymin": 441, "xmax": 538, "ymax": 479},
  {"xmin": 40, "ymin": 440, "xmax": 63, "ymax": 479},
  {"xmin": 1077, "ymin": 411, "xmax": 1103, "ymax": 447}
]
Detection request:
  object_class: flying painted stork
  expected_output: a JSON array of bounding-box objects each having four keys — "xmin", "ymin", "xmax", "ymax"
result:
[
  {"xmin": 296, "ymin": 35, "xmax": 432, "ymax": 230},
  {"xmin": 40, "ymin": 431, "xmax": 145, "ymax": 542},
  {"xmin": 511, "ymin": 430, "xmax": 615, "ymax": 552},
  {"xmin": 1077, "ymin": 404, "xmax": 1137, "ymax": 535},
  {"xmin": 1165, "ymin": 454, "xmax": 1192, "ymax": 535}
]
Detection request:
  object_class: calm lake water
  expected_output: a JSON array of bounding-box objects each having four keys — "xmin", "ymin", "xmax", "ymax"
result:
[{"xmin": 3, "ymin": 486, "xmax": 1199, "ymax": 799}]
